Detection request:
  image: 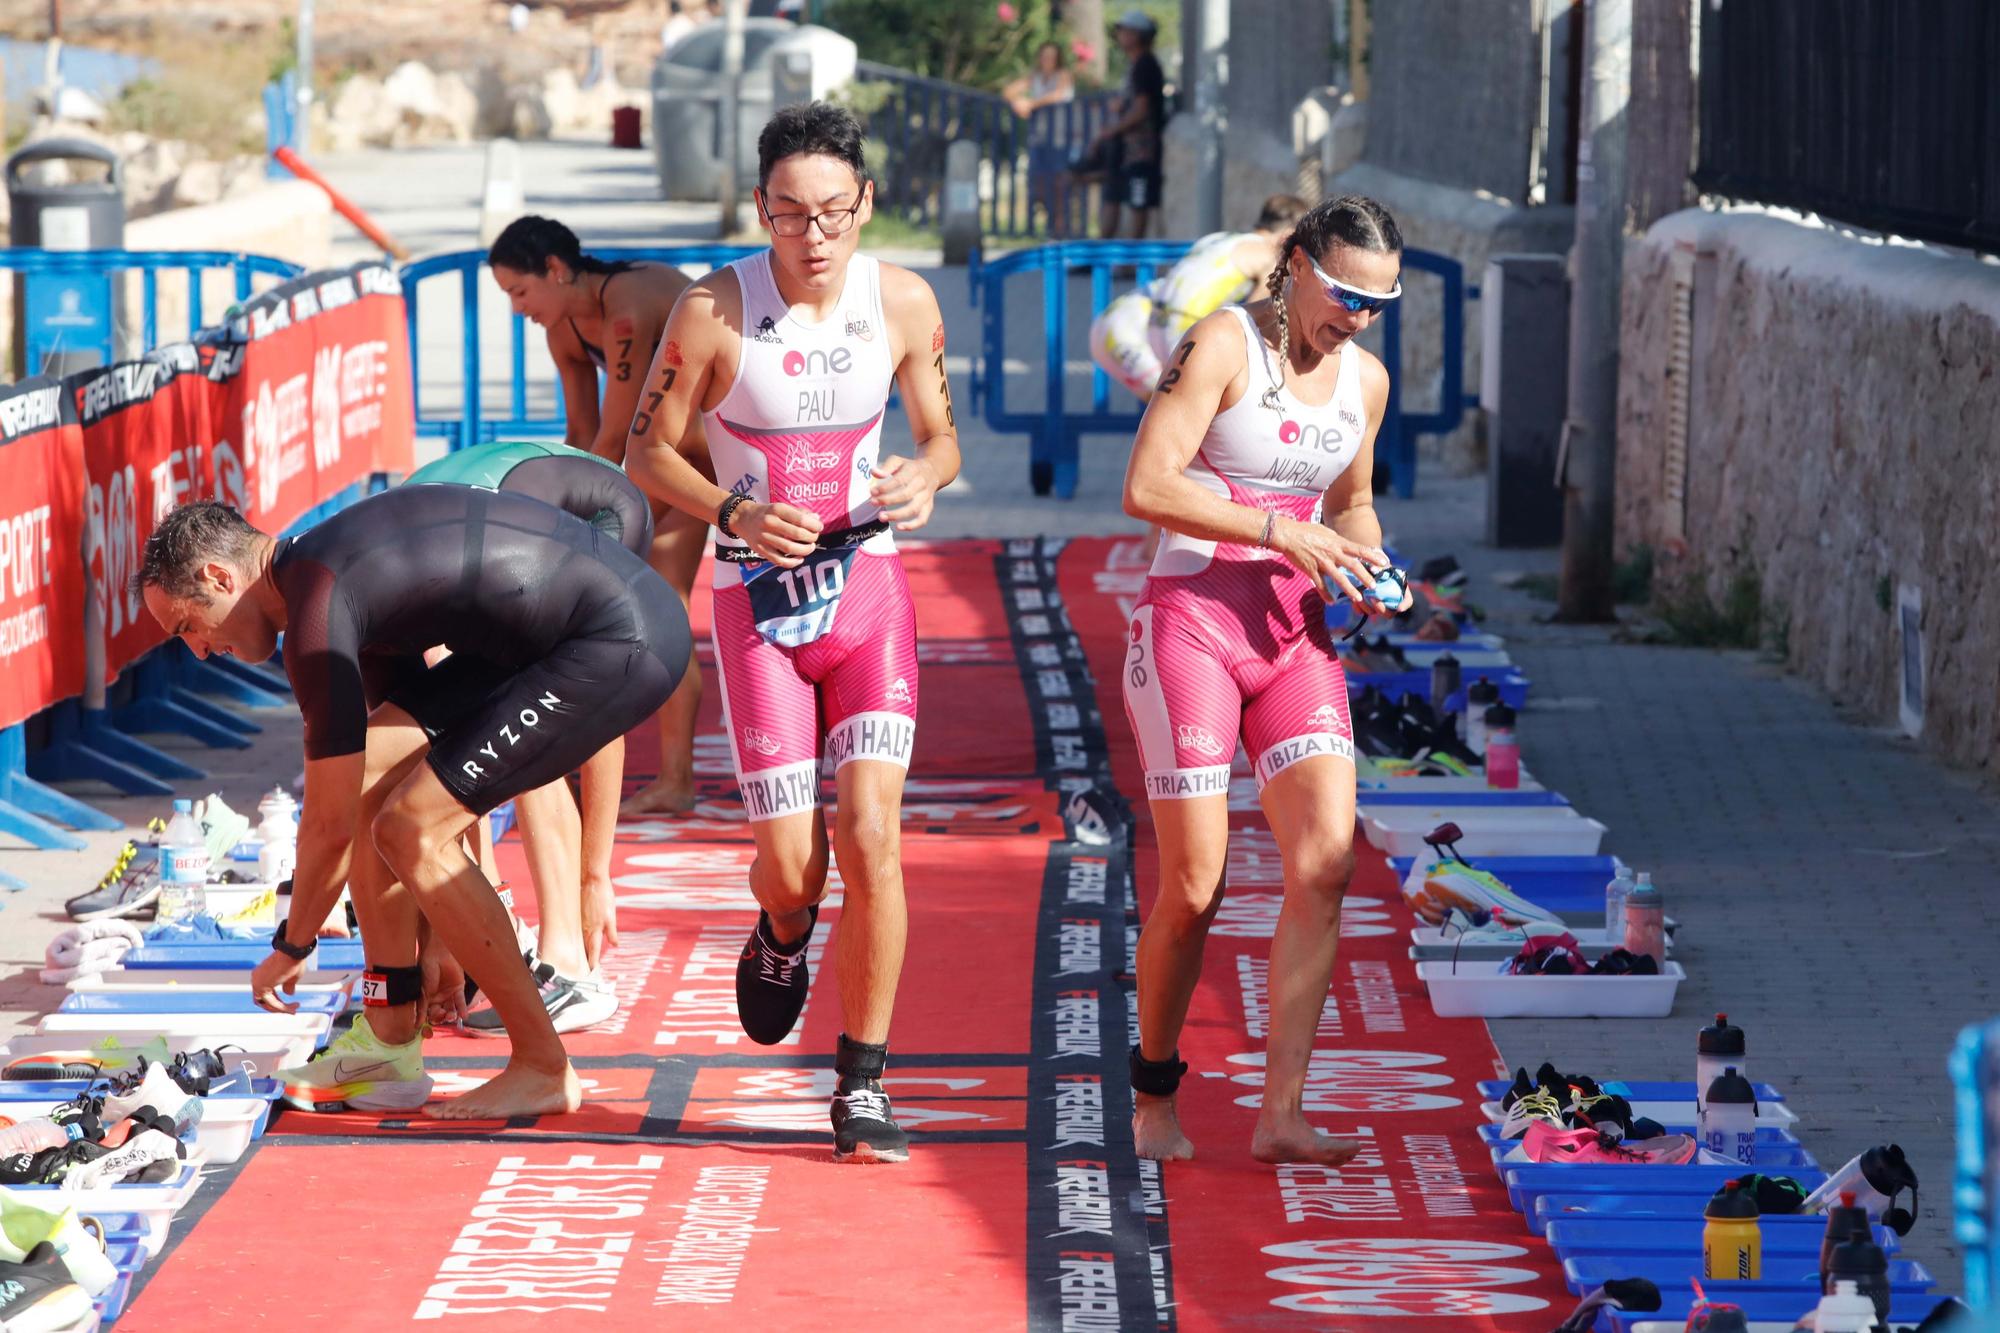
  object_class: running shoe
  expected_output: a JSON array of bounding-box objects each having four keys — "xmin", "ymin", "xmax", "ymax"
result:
[
  {"xmin": 1551, "ymin": 1278, "xmax": 1661, "ymax": 1333},
  {"xmin": 1499, "ymin": 1088, "xmax": 1566, "ymax": 1140},
  {"xmin": 60, "ymin": 1127, "xmax": 183, "ymax": 1190},
  {"xmin": 1523, "ymin": 1121, "xmax": 1699, "ymax": 1165},
  {"xmin": 558, "ymin": 971, "xmax": 619, "ymax": 1034},
  {"xmin": 2, "ymin": 1036, "xmax": 171, "ymax": 1086},
  {"xmin": 735, "ymin": 906, "xmax": 817, "ymax": 1046},
  {"xmin": 276, "ymin": 1013, "xmax": 432, "ymax": 1113},
  {"xmin": 63, "ymin": 820, "xmax": 166, "ymax": 922},
  {"xmin": 460, "ymin": 960, "xmax": 595, "ymax": 1037},
  {"xmin": 102, "ymin": 1063, "xmax": 202, "ymax": 1137},
  {"xmin": 831, "ymin": 1083, "xmax": 910, "ymax": 1164},
  {"xmin": 0, "ymin": 1193, "xmax": 115, "ymax": 1297},
  {"xmin": 0, "ymin": 1142, "xmax": 108, "ymax": 1188},
  {"xmin": 0, "ymin": 1241, "xmax": 93, "ymax": 1332},
  {"xmin": 196, "ymin": 795, "xmax": 253, "ymax": 869},
  {"xmin": 1405, "ymin": 860, "xmax": 1560, "ymax": 930}
]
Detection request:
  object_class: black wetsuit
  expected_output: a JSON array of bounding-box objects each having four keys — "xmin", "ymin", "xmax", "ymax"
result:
[
  {"xmin": 403, "ymin": 441, "xmax": 654, "ymax": 558},
  {"xmin": 275, "ymin": 484, "xmax": 690, "ymax": 813}
]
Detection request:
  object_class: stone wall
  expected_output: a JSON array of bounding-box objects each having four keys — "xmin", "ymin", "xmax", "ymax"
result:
[{"xmin": 1617, "ymin": 208, "xmax": 2000, "ymax": 772}]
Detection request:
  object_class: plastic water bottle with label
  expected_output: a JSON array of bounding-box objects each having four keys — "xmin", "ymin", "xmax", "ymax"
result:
[
  {"xmin": 1621, "ymin": 872, "xmax": 1665, "ymax": 966},
  {"xmin": 1483, "ymin": 703, "xmax": 1519, "ymax": 789},
  {"xmin": 1603, "ymin": 864, "xmax": 1635, "ymax": 942},
  {"xmin": 256, "ymin": 803, "xmax": 298, "ymax": 885},
  {"xmin": 1699, "ymin": 1065, "xmax": 1758, "ymax": 1165},
  {"xmin": 158, "ymin": 798, "xmax": 210, "ymax": 924}
]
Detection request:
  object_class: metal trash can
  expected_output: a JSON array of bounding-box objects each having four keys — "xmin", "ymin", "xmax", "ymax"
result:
[{"xmin": 8, "ymin": 138, "xmax": 124, "ymax": 377}]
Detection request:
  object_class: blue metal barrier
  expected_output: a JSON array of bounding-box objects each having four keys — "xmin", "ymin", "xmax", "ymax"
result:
[
  {"xmin": 854, "ymin": 61, "xmax": 1120, "ymax": 240},
  {"xmin": 0, "ymin": 248, "xmax": 301, "ymax": 364},
  {"xmin": 400, "ymin": 246, "xmax": 760, "ymax": 453},
  {"xmin": 0, "ymin": 248, "xmax": 312, "ymax": 847},
  {"xmin": 972, "ymin": 241, "xmax": 1476, "ymax": 500}
]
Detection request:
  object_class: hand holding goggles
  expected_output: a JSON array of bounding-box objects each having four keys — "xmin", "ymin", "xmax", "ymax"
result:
[{"xmin": 1308, "ymin": 255, "xmax": 1402, "ymax": 314}]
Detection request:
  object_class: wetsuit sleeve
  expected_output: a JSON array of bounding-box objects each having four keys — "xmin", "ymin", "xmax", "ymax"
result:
[{"xmin": 279, "ymin": 557, "xmax": 371, "ymax": 759}]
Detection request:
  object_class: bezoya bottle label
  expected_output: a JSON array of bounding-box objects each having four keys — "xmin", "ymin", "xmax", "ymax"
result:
[{"xmin": 165, "ymin": 846, "xmax": 209, "ymax": 881}]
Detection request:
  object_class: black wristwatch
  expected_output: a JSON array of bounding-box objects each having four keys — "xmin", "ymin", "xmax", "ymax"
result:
[
  {"xmin": 271, "ymin": 919, "xmax": 315, "ymax": 961},
  {"xmin": 716, "ymin": 492, "xmax": 750, "ymax": 538}
]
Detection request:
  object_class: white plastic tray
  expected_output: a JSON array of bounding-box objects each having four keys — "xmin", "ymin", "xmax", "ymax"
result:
[
  {"xmin": 2, "ymin": 1032, "xmax": 318, "ymax": 1077},
  {"xmin": 1408, "ymin": 925, "xmax": 1671, "ymax": 962},
  {"xmin": 0, "ymin": 1096, "xmax": 267, "ymax": 1165},
  {"xmin": 1362, "ymin": 807, "xmax": 1608, "ymax": 857},
  {"xmin": 37, "ymin": 1011, "xmax": 332, "ymax": 1043},
  {"xmin": 72, "ymin": 964, "xmax": 361, "ymax": 988},
  {"xmin": 1417, "ymin": 960, "xmax": 1684, "ymax": 1018},
  {"xmin": 6, "ymin": 1160, "xmax": 203, "ymax": 1251}
]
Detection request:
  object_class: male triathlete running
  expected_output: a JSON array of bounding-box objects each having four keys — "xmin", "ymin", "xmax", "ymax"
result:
[
  {"xmin": 488, "ymin": 215, "xmax": 712, "ymax": 817},
  {"xmin": 1119, "ymin": 196, "xmax": 1410, "ymax": 1164},
  {"xmin": 624, "ymin": 101, "xmax": 960, "ymax": 1162},
  {"xmin": 136, "ymin": 490, "xmax": 690, "ymax": 1119},
  {"xmin": 403, "ymin": 440, "xmax": 654, "ymax": 1032},
  {"xmin": 1090, "ymin": 194, "xmax": 1309, "ymax": 403}
]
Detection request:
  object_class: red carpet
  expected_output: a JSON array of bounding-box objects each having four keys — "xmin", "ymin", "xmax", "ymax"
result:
[{"xmin": 118, "ymin": 538, "xmax": 1568, "ymax": 1330}]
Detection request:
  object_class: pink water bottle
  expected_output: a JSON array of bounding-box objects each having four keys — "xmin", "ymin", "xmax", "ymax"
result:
[
  {"xmin": 1484, "ymin": 703, "xmax": 1519, "ymax": 789},
  {"xmin": 1622, "ymin": 872, "xmax": 1664, "ymax": 966}
]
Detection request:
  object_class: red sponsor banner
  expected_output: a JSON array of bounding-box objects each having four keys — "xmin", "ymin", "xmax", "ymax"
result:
[
  {"xmin": 0, "ymin": 376, "xmax": 87, "ymax": 727},
  {"xmin": 74, "ymin": 343, "xmax": 216, "ymax": 680},
  {"xmin": 209, "ymin": 259, "xmax": 414, "ymax": 529}
]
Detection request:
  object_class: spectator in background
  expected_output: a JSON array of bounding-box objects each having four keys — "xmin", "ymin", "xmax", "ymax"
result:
[
  {"xmin": 1007, "ymin": 41, "xmax": 1078, "ymax": 237},
  {"xmin": 1071, "ymin": 9, "xmax": 1165, "ymax": 239}
]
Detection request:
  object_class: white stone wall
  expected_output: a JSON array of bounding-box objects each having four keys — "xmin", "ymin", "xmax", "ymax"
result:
[{"xmin": 1617, "ymin": 208, "xmax": 2000, "ymax": 771}]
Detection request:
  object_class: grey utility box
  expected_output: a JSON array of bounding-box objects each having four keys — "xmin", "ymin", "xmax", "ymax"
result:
[{"xmin": 1480, "ymin": 253, "xmax": 1569, "ymax": 548}]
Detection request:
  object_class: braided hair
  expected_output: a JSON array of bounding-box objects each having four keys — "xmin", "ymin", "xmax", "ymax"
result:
[{"xmin": 1260, "ymin": 195, "xmax": 1402, "ymax": 411}]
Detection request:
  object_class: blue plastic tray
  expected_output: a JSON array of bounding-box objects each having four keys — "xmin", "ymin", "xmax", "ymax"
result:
[
  {"xmin": 1506, "ymin": 1165, "xmax": 1828, "ymax": 1216},
  {"xmin": 1347, "ymin": 667, "xmax": 1530, "ymax": 709},
  {"xmin": 1544, "ymin": 1216, "xmax": 1898, "ymax": 1258},
  {"xmin": 1360, "ymin": 789, "xmax": 1570, "ymax": 807},
  {"xmin": 1479, "ymin": 1078, "xmax": 1787, "ymax": 1105},
  {"xmin": 1478, "ymin": 1122, "xmax": 1800, "ymax": 1149},
  {"xmin": 1489, "ymin": 1140, "xmax": 1815, "ymax": 1176},
  {"xmin": 1533, "ymin": 1192, "xmax": 1841, "ymax": 1236},
  {"xmin": 58, "ymin": 988, "xmax": 348, "ymax": 1016},
  {"xmin": 1392, "ymin": 854, "xmax": 1624, "ymax": 906},
  {"xmin": 1564, "ymin": 1252, "xmax": 1933, "ymax": 1296},
  {"xmin": 123, "ymin": 941, "xmax": 366, "ymax": 970},
  {"xmin": 0, "ymin": 1076, "xmax": 281, "ymax": 1102}
]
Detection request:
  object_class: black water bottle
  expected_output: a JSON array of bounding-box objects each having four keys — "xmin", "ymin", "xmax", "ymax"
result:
[
  {"xmin": 1428, "ymin": 651, "xmax": 1462, "ymax": 730},
  {"xmin": 1826, "ymin": 1230, "xmax": 1891, "ymax": 1325},
  {"xmin": 1464, "ymin": 676, "xmax": 1501, "ymax": 756},
  {"xmin": 1818, "ymin": 1190, "xmax": 1872, "ymax": 1294}
]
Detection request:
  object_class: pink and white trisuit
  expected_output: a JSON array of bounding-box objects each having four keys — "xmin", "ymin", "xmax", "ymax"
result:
[
  {"xmin": 1123, "ymin": 305, "xmax": 1366, "ymax": 801},
  {"xmin": 704, "ymin": 250, "xmax": 917, "ymax": 822}
]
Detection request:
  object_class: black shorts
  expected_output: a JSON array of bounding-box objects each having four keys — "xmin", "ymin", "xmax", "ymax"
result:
[
  {"xmin": 378, "ymin": 575, "xmax": 691, "ymax": 815},
  {"xmin": 1115, "ymin": 159, "xmax": 1161, "ymax": 211}
]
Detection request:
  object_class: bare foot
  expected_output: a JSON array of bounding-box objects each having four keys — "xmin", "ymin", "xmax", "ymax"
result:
[
  {"xmin": 1250, "ymin": 1115, "xmax": 1362, "ymax": 1166},
  {"xmin": 424, "ymin": 1061, "xmax": 582, "ymax": 1120},
  {"xmin": 1132, "ymin": 1091, "xmax": 1195, "ymax": 1161},
  {"xmin": 620, "ymin": 779, "xmax": 698, "ymax": 816}
]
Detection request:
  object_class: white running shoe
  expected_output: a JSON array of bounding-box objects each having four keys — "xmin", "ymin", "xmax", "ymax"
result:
[
  {"xmin": 59, "ymin": 1129, "xmax": 182, "ymax": 1191},
  {"xmin": 102, "ymin": 1063, "xmax": 202, "ymax": 1137},
  {"xmin": 556, "ymin": 971, "xmax": 619, "ymax": 1034}
]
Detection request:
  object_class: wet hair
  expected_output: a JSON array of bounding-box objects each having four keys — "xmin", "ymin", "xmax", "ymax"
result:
[
  {"xmin": 1254, "ymin": 194, "xmax": 1310, "ymax": 233},
  {"xmin": 1261, "ymin": 194, "xmax": 1403, "ymax": 409},
  {"xmin": 757, "ymin": 101, "xmax": 868, "ymax": 190},
  {"xmin": 135, "ymin": 501, "xmax": 261, "ymax": 602},
  {"xmin": 487, "ymin": 214, "xmax": 616, "ymax": 278}
]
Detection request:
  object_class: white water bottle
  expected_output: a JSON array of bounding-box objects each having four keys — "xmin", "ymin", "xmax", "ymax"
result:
[
  {"xmin": 159, "ymin": 798, "xmax": 210, "ymax": 923},
  {"xmin": 256, "ymin": 806, "xmax": 297, "ymax": 885},
  {"xmin": 1812, "ymin": 1280, "xmax": 1878, "ymax": 1332},
  {"xmin": 1604, "ymin": 864, "xmax": 1634, "ymax": 940},
  {"xmin": 257, "ymin": 785, "xmax": 298, "ymax": 830},
  {"xmin": 1700, "ymin": 1065, "xmax": 1758, "ymax": 1166}
]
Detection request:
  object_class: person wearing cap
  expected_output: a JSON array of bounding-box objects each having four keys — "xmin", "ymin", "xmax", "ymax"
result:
[{"xmin": 1074, "ymin": 9, "xmax": 1166, "ymax": 239}]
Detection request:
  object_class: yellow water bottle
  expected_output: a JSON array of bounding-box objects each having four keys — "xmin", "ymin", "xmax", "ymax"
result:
[{"xmin": 1703, "ymin": 1180, "xmax": 1762, "ymax": 1280}]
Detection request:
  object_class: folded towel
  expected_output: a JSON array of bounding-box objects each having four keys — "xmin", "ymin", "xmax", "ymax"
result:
[{"xmin": 41, "ymin": 919, "xmax": 146, "ymax": 983}]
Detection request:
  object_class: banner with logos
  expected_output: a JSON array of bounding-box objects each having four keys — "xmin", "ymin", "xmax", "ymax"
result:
[{"xmin": 0, "ymin": 376, "xmax": 88, "ymax": 729}]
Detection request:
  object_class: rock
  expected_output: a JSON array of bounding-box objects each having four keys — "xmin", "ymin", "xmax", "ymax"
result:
[
  {"xmin": 167, "ymin": 158, "xmax": 226, "ymax": 211},
  {"xmin": 434, "ymin": 71, "xmax": 480, "ymax": 143},
  {"xmin": 323, "ymin": 73, "xmax": 392, "ymax": 154},
  {"xmin": 121, "ymin": 137, "xmax": 190, "ymax": 214},
  {"xmin": 508, "ymin": 85, "xmax": 554, "ymax": 141}
]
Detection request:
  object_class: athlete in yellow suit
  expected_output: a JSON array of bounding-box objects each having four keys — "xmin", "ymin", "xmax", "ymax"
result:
[{"xmin": 1089, "ymin": 194, "xmax": 1309, "ymax": 402}]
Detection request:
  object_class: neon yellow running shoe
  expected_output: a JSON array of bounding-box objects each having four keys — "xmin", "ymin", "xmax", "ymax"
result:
[
  {"xmin": 0, "ymin": 1190, "xmax": 116, "ymax": 1296},
  {"xmin": 277, "ymin": 1013, "xmax": 432, "ymax": 1113}
]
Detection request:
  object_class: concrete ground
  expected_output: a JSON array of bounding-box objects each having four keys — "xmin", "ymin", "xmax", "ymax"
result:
[{"xmin": 0, "ymin": 138, "xmax": 1985, "ymax": 1296}]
